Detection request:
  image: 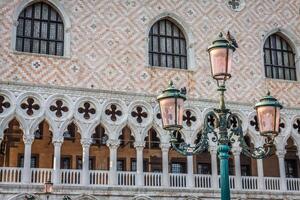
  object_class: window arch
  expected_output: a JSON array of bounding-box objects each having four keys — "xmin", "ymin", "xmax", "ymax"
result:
[
  {"xmin": 148, "ymin": 18, "xmax": 187, "ymax": 69},
  {"xmin": 263, "ymin": 33, "xmax": 297, "ymax": 81},
  {"xmin": 15, "ymin": 2, "xmax": 64, "ymax": 56}
]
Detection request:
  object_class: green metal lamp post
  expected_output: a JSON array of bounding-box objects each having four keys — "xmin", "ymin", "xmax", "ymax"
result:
[{"xmin": 157, "ymin": 33, "xmax": 283, "ymax": 200}]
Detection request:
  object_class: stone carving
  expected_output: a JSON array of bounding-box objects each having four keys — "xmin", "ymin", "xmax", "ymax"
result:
[
  {"xmin": 293, "ymin": 119, "xmax": 300, "ymax": 134},
  {"xmin": 20, "ymin": 97, "xmax": 40, "ymax": 116},
  {"xmin": 0, "ymin": 95, "xmax": 10, "ymax": 114},
  {"xmin": 131, "ymin": 106, "xmax": 148, "ymax": 123},
  {"xmin": 105, "ymin": 104, "xmax": 122, "ymax": 122},
  {"xmin": 78, "ymin": 102, "xmax": 96, "ymax": 120},
  {"xmin": 250, "ymin": 115, "xmax": 259, "ymax": 131},
  {"xmin": 50, "ymin": 100, "xmax": 69, "ymax": 118},
  {"xmin": 183, "ymin": 110, "xmax": 196, "ymax": 127}
]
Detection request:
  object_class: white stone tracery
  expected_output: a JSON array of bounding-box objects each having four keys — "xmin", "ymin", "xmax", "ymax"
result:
[{"xmin": 0, "ymin": 85, "xmax": 299, "ymax": 190}]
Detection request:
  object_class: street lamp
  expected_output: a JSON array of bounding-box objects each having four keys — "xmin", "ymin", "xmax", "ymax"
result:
[{"xmin": 157, "ymin": 32, "xmax": 283, "ymax": 200}]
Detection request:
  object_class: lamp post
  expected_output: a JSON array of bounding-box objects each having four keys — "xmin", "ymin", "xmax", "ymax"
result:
[{"xmin": 157, "ymin": 32, "xmax": 283, "ymax": 200}]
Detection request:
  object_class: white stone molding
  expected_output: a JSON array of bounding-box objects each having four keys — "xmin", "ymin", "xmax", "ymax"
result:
[
  {"xmin": 132, "ymin": 195, "xmax": 152, "ymax": 200},
  {"xmin": 145, "ymin": 12, "xmax": 196, "ymax": 70},
  {"xmin": 73, "ymin": 194, "xmax": 98, "ymax": 200},
  {"xmin": 153, "ymin": 104, "xmax": 162, "ymax": 127},
  {"xmin": 7, "ymin": 193, "xmax": 42, "ymax": 200},
  {"xmin": 11, "ymin": 0, "xmax": 71, "ymax": 57}
]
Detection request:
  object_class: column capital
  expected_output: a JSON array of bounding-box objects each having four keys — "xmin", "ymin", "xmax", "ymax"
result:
[
  {"xmin": 52, "ymin": 137, "xmax": 64, "ymax": 145},
  {"xmin": 276, "ymin": 149, "xmax": 286, "ymax": 158},
  {"xmin": 231, "ymin": 146, "xmax": 242, "ymax": 156},
  {"xmin": 23, "ymin": 135, "xmax": 34, "ymax": 145},
  {"xmin": 134, "ymin": 141, "xmax": 145, "ymax": 150},
  {"xmin": 209, "ymin": 145, "xmax": 218, "ymax": 154},
  {"xmin": 81, "ymin": 138, "xmax": 92, "ymax": 148},
  {"xmin": 107, "ymin": 139, "xmax": 120, "ymax": 149},
  {"xmin": 160, "ymin": 143, "xmax": 171, "ymax": 151}
]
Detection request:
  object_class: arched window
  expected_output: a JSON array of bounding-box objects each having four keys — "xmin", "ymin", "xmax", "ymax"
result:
[
  {"xmin": 15, "ymin": 2, "xmax": 64, "ymax": 56},
  {"xmin": 263, "ymin": 33, "xmax": 297, "ymax": 80},
  {"xmin": 149, "ymin": 18, "xmax": 187, "ymax": 69}
]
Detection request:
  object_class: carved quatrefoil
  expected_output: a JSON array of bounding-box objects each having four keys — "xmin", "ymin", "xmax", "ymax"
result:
[
  {"xmin": 20, "ymin": 97, "xmax": 40, "ymax": 116},
  {"xmin": 0, "ymin": 95, "xmax": 10, "ymax": 114},
  {"xmin": 183, "ymin": 110, "xmax": 196, "ymax": 127},
  {"xmin": 105, "ymin": 104, "xmax": 122, "ymax": 122},
  {"xmin": 78, "ymin": 102, "xmax": 96, "ymax": 120},
  {"xmin": 131, "ymin": 106, "xmax": 147, "ymax": 123},
  {"xmin": 50, "ymin": 100, "xmax": 69, "ymax": 118},
  {"xmin": 293, "ymin": 119, "xmax": 300, "ymax": 134}
]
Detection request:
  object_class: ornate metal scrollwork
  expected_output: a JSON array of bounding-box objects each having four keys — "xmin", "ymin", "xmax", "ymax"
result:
[{"xmin": 169, "ymin": 108, "xmax": 273, "ymax": 159}]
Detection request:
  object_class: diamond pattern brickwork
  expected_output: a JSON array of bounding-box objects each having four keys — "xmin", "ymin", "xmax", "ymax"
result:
[{"xmin": 0, "ymin": 0, "xmax": 300, "ymax": 108}]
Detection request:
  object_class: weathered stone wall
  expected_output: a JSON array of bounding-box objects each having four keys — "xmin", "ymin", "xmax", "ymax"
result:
[{"xmin": 0, "ymin": 0, "xmax": 300, "ymax": 108}]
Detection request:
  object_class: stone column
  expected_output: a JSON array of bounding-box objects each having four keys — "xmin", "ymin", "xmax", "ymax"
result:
[
  {"xmin": 257, "ymin": 159, "xmax": 265, "ymax": 190},
  {"xmin": 210, "ymin": 146, "xmax": 218, "ymax": 189},
  {"xmin": 53, "ymin": 140, "xmax": 63, "ymax": 185},
  {"xmin": 187, "ymin": 155, "xmax": 194, "ymax": 187},
  {"xmin": 81, "ymin": 138, "xmax": 92, "ymax": 186},
  {"xmin": 22, "ymin": 136, "xmax": 34, "ymax": 184},
  {"xmin": 160, "ymin": 143, "xmax": 170, "ymax": 187},
  {"xmin": 134, "ymin": 142, "xmax": 145, "ymax": 186},
  {"xmin": 107, "ymin": 139, "xmax": 119, "ymax": 185},
  {"xmin": 276, "ymin": 149, "xmax": 287, "ymax": 191},
  {"xmin": 232, "ymin": 147, "xmax": 242, "ymax": 190}
]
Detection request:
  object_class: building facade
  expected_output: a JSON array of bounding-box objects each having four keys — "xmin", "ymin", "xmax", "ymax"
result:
[{"xmin": 0, "ymin": 0, "xmax": 300, "ymax": 199}]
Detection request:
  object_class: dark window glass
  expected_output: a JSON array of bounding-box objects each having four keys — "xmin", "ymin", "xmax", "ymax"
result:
[
  {"xmin": 149, "ymin": 18, "xmax": 187, "ymax": 69},
  {"xmin": 171, "ymin": 162, "xmax": 186, "ymax": 173},
  {"xmin": 61, "ymin": 156, "xmax": 71, "ymax": 169},
  {"xmin": 197, "ymin": 163, "xmax": 211, "ymax": 174},
  {"xmin": 18, "ymin": 155, "xmax": 38, "ymax": 168},
  {"xmin": 131, "ymin": 159, "xmax": 136, "ymax": 171},
  {"xmin": 76, "ymin": 157, "xmax": 95, "ymax": 170},
  {"xmin": 241, "ymin": 164, "xmax": 251, "ymax": 176},
  {"xmin": 16, "ymin": 2, "xmax": 64, "ymax": 56},
  {"xmin": 145, "ymin": 129, "xmax": 160, "ymax": 149},
  {"xmin": 264, "ymin": 34, "xmax": 296, "ymax": 80},
  {"xmin": 117, "ymin": 159, "xmax": 125, "ymax": 171},
  {"xmin": 285, "ymin": 159, "xmax": 298, "ymax": 178},
  {"xmin": 63, "ymin": 123, "xmax": 76, "ymax": 141}
]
